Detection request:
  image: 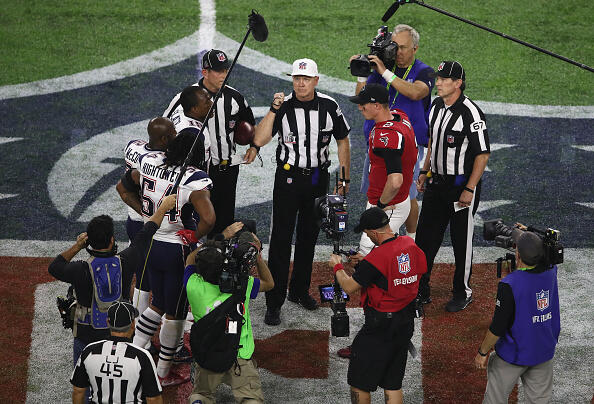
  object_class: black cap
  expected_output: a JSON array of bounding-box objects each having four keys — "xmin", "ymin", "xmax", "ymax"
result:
[
  {"xmin": 512, "ymin": 230, "xmax": 544, "ymax": 266},
  {"xmin": 107, "ymin": 301, "xmax": 139, "ymax": 332},
  {"xmin": 430, "ymin": 61, "xmax": 465, "ymax": 81},
  {"xmin": 354, "ymin": 207, "xmax": 390, "ymax": 233},
  {"xmin": 202, "ymin": 49, "xmax": 231, "ymax": 71},
  {"xmin": 349, "ymin": 83, "xmax": 389, "ymax": 105}
]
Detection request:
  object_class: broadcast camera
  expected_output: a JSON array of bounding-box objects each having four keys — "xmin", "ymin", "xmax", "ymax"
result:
[
  {"xmin": 218, "ymin": 220, "xmax": 260, "ymax": 294},
  {"xmin": 483, "ymin": 219, "xmax": 564, "ymax": 276},
  {"xmin": 56, "ymin": 285, "xmax": 76, "ymax": 329},
  {"xmin": 350, "ymin": 25, "xmax": 398, "ymax": 77}
]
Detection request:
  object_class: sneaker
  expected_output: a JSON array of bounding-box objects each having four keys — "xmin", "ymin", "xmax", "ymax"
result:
[
  {"xmin": 173, "ymin": 345, "xmax": 192, "ymax": 364},
  {"xmin": 337, "ymin": 345, "xmax": 352, "ymax": 359},
  {"xmin": 264, "ymin": 307, "xmax": 281, "ymax": 326},
  {"xmin": 158, "ymin": 367, "xmax": 190, "ymax": 387},
  {"xmin": 445, "ymin": 296, "xmax": 473, "ymax": 312},
  {"xmin": 288, "ymin": 293, "xmax": 319, "ymax": 311}
]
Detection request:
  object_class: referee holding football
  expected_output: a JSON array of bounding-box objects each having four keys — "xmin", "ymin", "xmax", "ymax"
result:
[
  {"xmin": 415, "ymin": 61, "xmax": 490, "ymax": 312},
  {"xmin": 253, "ymin": 58, "xmax": 351, "ymax": 326},
  {"xmin": 164, "ymin": 49, "xmax": 258, "ymax": 237}
]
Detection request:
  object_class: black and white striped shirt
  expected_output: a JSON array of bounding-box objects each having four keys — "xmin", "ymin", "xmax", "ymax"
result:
[
  {"xmin": 163, "ymin": 79, "xmax": 256, "ymax": 165},
  {"xmin": 428, "ymin": 94, "xmax": 490, "ymax": 176},
  {"xmin": 273, "ymin": 91, "xmax": 350, "ymax": 168},
  {"xmin": 71, "ymin": 337, "xmax": 161, "ymax": 403}
]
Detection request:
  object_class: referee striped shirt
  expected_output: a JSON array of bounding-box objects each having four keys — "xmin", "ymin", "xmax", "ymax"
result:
[
  {"xmin": 273, "ymin": 91, "xmax": 350, "ymax": 168},
  {"xmin": 428, "ymin": 94, "xmax": 490, "ymax": 175},
  {"xmin": 163, "ymin": 79, "xmax": 256, "ymax": 165},
  {"xmin": 71, "ymin": 337, "xmax": 161, "ymax": 403}
]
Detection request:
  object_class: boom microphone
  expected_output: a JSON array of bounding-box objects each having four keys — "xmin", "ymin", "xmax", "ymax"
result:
[
  {"xmin": 249, "ymin": 10, "xmax": 268, "ymax": 42},
  {"xmin": 382, "ymin": 1, "xmax": 400, "ymax": 22}
]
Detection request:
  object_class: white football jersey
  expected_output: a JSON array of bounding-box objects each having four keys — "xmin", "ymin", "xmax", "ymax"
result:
[
  {"xmin": 169, "ymin": 108, "xmax": 212, "ymax": 167},
  {"xmin": 124, "ymin": 139, "xmax": 151, "ymax": 221},
  {"xmin": 137, "ymin": 151, "xmax": 212, "ymax": 244}
]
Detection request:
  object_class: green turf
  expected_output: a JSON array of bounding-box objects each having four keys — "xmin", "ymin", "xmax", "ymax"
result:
[
  {"xmin": 217, "ymin": 0, "xmax": 594, "ymax": 106},
  {"xmin": 0, "ymin": 0, "xmax": 199, "ymax": 85}
]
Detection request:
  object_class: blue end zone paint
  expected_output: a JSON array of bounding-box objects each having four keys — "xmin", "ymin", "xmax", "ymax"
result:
[{"xmin": 0, "ymin": 57, "xmax": 592, "ymax": 246}]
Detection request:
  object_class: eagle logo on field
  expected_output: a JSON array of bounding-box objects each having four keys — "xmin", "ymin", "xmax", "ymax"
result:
[
  {"xmin": 397, "ymin": 253, "xmax": 411, "ymax": 274},
  {"xmin": 536, "ymin": 290, "xmax": 549, "ymax": 311}
]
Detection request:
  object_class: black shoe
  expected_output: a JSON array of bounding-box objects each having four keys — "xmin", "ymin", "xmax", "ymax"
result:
[
  {"xmin": 445, "ymin": 296, "xmax": 473, "ymax": 312},
  {"xmin": 264, "ymin": 307, "xmax": 281, "ymax": 326},
  {"xmin": 288, "ymin": 293, "xmax": 319, "ymax": 311},
  {"xmin": 173, "ymin": 345, "xmax": 192, "ymax": 364}
]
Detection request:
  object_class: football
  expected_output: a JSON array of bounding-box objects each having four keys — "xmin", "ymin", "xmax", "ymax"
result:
[{"xmin": 234, "ymin": 121, "xmax": 255, "ymax": 145}]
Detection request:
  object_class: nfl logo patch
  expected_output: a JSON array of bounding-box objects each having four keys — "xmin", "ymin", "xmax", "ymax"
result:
[
  {"xmin": 438, "ymin": 62, "xmax": 445, "ymax": 71},
  {"xmin": 217, "ymin": 52, "xmax": 226, "ymax": 62},
  {"xmin": 447, "ymin": 135, "xmax": 454, "ymax": 144},
  {"xmin": 299, "ymin": 62, "xmax": 307, "ymax": 70},
  {"xmin": 229, "ymin": 120, "xmax": 236, "ymax": 129},
  {"xmin": 287, "ymin": 178, "xmax": 293, "ymax": 184},
  {"xmin": 536, "ymin": 290, "xmax": 549, "ymax": 311},
  {"xmin": 397, "ymin": 253, "xmax": 410, "ymax": 275}
]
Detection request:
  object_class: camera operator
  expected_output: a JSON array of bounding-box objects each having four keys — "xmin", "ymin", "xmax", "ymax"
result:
[
  {"xmin": 350, "ymin": 24, "xmax": 434, "ymax": 239},
  {"xmin": 474, "ymin": 230, "xmax": 560, "ymax": 404},
  {"xmin": 329, "ymin": 207, "xmax": 426, "ymax": 404},
  {"xmin": 48, "ymin": 195, "xmax": 177, "ymax": 399},
  {"xmin": 184, "ymin": 223, "xmax": 274, "ymax": 403}
]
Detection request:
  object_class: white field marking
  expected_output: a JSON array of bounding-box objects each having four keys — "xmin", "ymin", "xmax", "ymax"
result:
[
  {"xmin": 573, "ymin": 145, "xmax": 594, "ymax": 152},
  {"xmin": 0, "ymin": 194, "xmax": 18, "ymax": 200},
  {"xmin": 0, "ymin": 137, "xmax": 23, "ymax": 145},
  {"xmin": 576, "ymin": 202, "xmax": 594, "ymax": 209},
  {"xmin": 485, "ymin": 143, "xmax": 517, "ymax": 172}
]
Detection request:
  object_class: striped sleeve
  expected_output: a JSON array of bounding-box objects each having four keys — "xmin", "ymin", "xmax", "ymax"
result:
[{"xmin": 463, "ymin": 98, "xmax": 490, "ymax": 154}]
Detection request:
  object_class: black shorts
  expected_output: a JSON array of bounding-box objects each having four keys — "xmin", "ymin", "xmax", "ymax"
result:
[{"xmin": 347, "ymin": 308, "xmax": 414, "ymax": 392}]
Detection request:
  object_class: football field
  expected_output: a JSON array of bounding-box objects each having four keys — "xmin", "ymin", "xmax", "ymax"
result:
[{"xmin": 1, "ymin": 1, "xmax": 593, "ymax": 403}]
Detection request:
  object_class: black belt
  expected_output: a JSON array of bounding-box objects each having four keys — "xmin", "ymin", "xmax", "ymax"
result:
[
  {"xmin": 210, "ymin": 160, "xmax": 231, "ymax": 172},
  {"xmin": 278, "ymin": 163, "xmax": 327, "ymax": 176},
  {"xmin": 431, "ymin": 173, "xmax": 468, "ymax": 186}
]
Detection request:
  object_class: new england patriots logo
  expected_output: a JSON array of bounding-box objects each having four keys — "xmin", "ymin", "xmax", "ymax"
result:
[
  {"xmin": 536, "ymin": 290, "xmax": 550, "ymax": 311},
  {"xmin": 397, "ymin": 253, "xmax": 411, "ymax": 274}
]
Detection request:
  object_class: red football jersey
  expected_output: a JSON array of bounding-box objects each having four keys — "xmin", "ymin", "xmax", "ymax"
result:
[{"xmin": 367, "ymin": 109, "xmax": 417, "ymax": 205}]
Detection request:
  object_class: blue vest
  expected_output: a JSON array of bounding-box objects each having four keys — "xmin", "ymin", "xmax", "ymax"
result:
[
  {"xmin": 364, "ymin": 59, "xmax": 432, "ymax": 146},
  {"xmin": 495, "ymin": 266, "xmax": 560, "ymax": 366}
]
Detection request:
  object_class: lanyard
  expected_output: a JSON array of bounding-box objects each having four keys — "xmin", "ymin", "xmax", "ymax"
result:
[{"xmin": 387, "ymin": 61, "xmax": 414, "ymax": 109}]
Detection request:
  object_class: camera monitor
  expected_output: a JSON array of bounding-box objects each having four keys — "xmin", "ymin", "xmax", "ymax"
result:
[{"xmin": 318, "ymin": 284, "xmax": 349, "ymax": 303}]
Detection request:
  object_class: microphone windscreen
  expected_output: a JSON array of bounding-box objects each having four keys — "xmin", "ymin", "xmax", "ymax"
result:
[
  {"xmin": 382, "ymin": 2, "xmax": 400, "ymax": 22},
  {"xmin": 249, "ymin": 10, "xmax": 268, "ymax": 42}
]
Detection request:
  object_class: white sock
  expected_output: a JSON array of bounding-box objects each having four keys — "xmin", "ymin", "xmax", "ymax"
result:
[
  {"xmin": 133, "ymin": 307, "xmax": 161, "ymax": 349},
  {"xmin": 157, "ymin": 319, "xmax": 185, "ymax": 378},
  {"xmin": 132, "ymin": 288, "xmax": 151, "ymax": 319},
  {"xmin": 407, "ymin": 232, "xmax": 416, "ymax": 240}
]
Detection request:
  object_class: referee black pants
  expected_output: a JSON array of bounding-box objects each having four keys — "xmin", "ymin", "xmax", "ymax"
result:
[
  {"xmin": 208, "ymin": 164, "xmax": 240, "ymax": 238},
  {"xmin": 266, "ymin": 167, "xmax": 328, "ymax": 309},
  {"xmin": 415, "ymin": 179, "xmax": 481, "ymax": 300}
]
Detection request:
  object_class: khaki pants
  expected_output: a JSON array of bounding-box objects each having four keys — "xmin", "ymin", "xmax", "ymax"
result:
[{"xmin": 188, "ymin": 358, "xmax": 264, "ymax": 404}]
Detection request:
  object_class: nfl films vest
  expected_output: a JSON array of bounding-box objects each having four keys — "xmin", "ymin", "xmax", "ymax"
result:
[
  {"xmin": 364, "ymin": 59, "xmax": 432, "ymax": 146},
  {"xmin": 360, "ymin": 236, "xmax": 427, "ymax": 312},
  {"xmin": 495, "ymin": 266, "xmax": 560, "ymax": 366}
]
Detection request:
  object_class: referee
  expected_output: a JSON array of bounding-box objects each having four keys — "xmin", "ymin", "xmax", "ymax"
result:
[
  {"xmin": 253, "ymin": 58, "xmax": 351, "ymax": 325},
  {"xmin": 164, "ymin": 49, "xmax": 257, "ymax": 237},
  {"xmin": 71, "ymin": 301, "xmax": 163, "ymax": 404},
  {"xmin": 415, "ymin": 61, "xmax": 490, "ymax": 312}
]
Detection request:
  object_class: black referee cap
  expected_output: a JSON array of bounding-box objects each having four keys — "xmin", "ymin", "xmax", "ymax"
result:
[
  {"xmin": 202, "ymin": 49, "xmax": 231, "ymax": 71},
  {"xmin": 107, "ymin": 301, "xmax": 139, "ymax": 332},
  {"xmin": 431, "ymin": 60, "xmax": 465, "ymax": 81},
  {"xmin": 354, "ymin": 207, "xmax": 390, "ymax": 233},
  {"xmin": 349, "ymin": 83, "xmax": 389, "ymax": 105}
]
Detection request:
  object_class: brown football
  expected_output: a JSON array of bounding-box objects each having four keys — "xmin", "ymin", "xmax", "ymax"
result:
[{"xmin": 234, "ymin": 121, "xmax": 255, "ymax": 145}]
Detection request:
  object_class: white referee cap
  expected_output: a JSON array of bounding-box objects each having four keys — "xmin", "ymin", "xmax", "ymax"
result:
[{"xmin": 287, "ymin": 58, "xmax": 318, "ymax": 77}]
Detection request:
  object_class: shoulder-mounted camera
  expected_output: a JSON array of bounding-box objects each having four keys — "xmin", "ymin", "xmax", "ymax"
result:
[{"xmin": 350, "ymin": 25, "xmax": 398, "ymax": 77}]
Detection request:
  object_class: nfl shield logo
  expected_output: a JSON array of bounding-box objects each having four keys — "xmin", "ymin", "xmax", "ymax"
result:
[
  {"xmin": 229, "ymin": 120, "xmax": 236, "ymax": 129},
  {"xmin": 536, "ymin": 290, "xmax": 549, "ymax": 311},
  {"xmin": 438, "ymin": 62, "xmax": 445, "ymax": 71},
  {"xmin": 447, "ymin": 135, "xmax": 454, "ymax": 144},
  {"xmin": 299, "ymin": 62, "xmax": 307, "ymax": 70},
  {"xmin": 397, "ymin": 253, "xmax": 411, "ymax": 275}
]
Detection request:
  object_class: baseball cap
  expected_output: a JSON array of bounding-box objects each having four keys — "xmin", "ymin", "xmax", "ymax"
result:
[
  {"xmin": 354, "ymin": 207, "xmax": 390, "ymax": 233},
  {"xmin": 287, "ymin": 58, "xmax": 318, "ymax": 77},
  {"xmin": 202, "ymin": 49, "xmax": 231, "ymax": 71},
  {"xmin": 107, "ymin": 301, "xmax": 139, "ymax": 332},
  {"xmin": 349, "ymin": 83, "xmax": 389, "ymax": 105},
  {"xmin": 512, "ymin": 230, "xmax": 544, "ymax": 266},
  {"xmin": 430, "ymin": 61, "xmax": 465, "ymax": 81}
]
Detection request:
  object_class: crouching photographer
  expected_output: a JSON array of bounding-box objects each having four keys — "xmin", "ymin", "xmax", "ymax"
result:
[
  {"xmin": 184, "ymin": 222, "xmax": 274, "ymax": 404},
  {"xmin": 329, "ymin": 207, "xmax": 426, "ymax": 404},
  {"xmin": 475, "ymin": 221, "xmax": 562, "ymax": 404}
]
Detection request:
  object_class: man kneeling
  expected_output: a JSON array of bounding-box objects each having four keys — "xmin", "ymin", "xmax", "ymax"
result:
[{"xmin": 184, "ymin": 224, "xmax": 274, "ymax": 403}]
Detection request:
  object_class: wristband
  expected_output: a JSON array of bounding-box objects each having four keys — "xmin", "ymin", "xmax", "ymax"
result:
[
  {"xmin": 464, "ymin": 186, "xmax": 475, "ymax": 194},
  {"xmin": 339, "ymin": 178, "xmax": 351, "ymax": 183},
  {"xmin": 333, "ymin": 263, "xmax": 344, "ymax": 275},
  {"xmin": 477, "ymin": 348, "xmax": 488, "ymax": 357},
  {"xmin": 357, "ymin": 76, "xmax": 367, "ymax": 83},
  {"xmin": 269, "ymin": 105, "xmax": 278, "ymax": 114},
  {"xmin": 376, "ymin": 200, "xmax": 388, "ymax": 209},
  {"xmin": 382, "ymin": 69, "xmax": 395, "ymax": 83},
  {"xmin": 420, "ymin": 170, "xmax": 428, "ymax": 176}
]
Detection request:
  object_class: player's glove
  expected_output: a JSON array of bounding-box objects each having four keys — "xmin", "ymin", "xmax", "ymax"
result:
[{"xmin": 176, "ymin": 229, "xmax": 198, "ymax": 245}]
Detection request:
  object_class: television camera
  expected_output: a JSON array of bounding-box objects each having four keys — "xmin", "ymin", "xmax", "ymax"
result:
[{"xmin": 350, "ymin": 25, "xmax": 398, "ymax": 77}]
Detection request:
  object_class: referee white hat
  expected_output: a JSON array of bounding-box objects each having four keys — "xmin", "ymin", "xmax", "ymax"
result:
[{"xmin": 287, "ymin": 58, "xmax": 318, "ymax": 77}]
